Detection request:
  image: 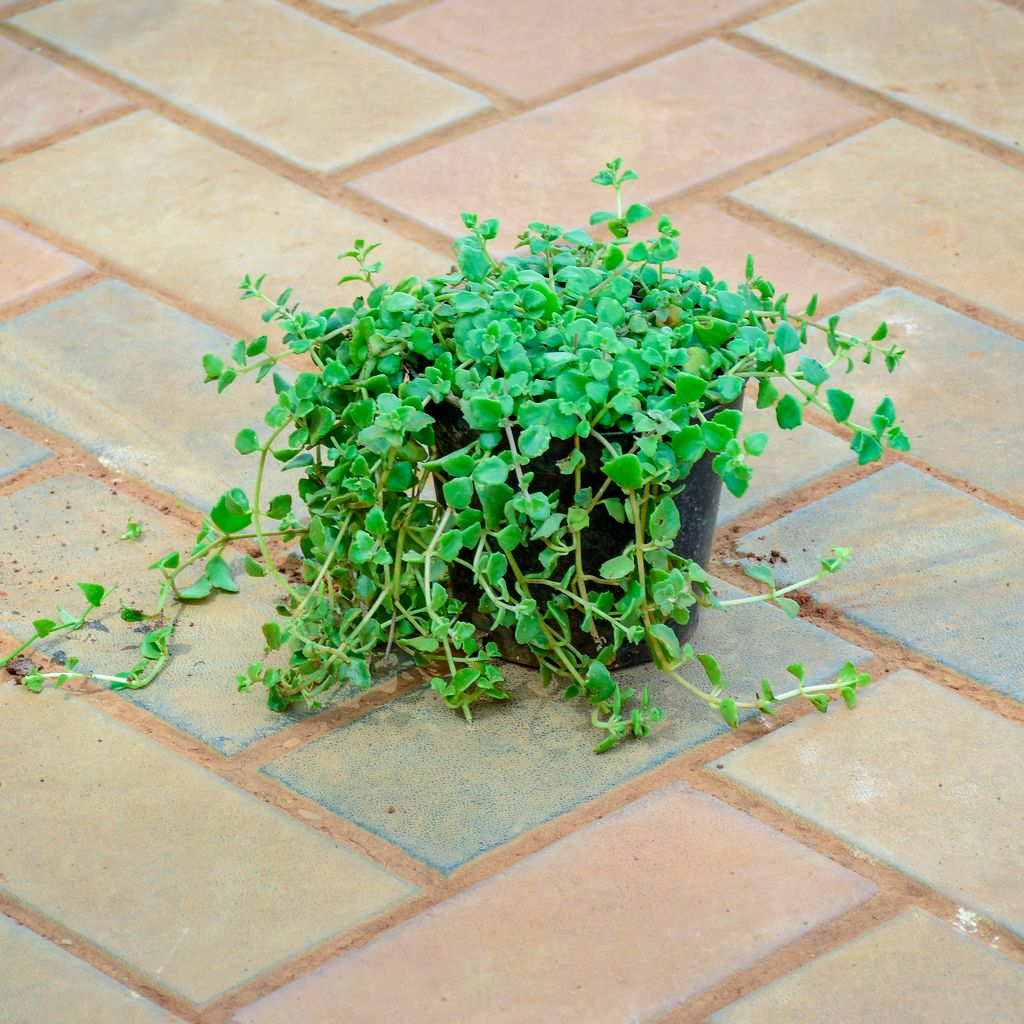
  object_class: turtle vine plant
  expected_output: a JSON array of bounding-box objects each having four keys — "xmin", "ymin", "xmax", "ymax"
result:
[{"xmin": 4, "ymin": 160, "xmax": 908, "ymax": 753}]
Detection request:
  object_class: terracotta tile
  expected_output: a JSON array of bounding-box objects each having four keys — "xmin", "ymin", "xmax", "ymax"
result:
[
  {"xmin": 0, "ymin": 683, "xmax": 416, "ymax": 1005},
  {"xmin": 0, "ymin": 35, "xmax": 126, "ymax": 151},
  {"xmin": 0, "ymin": 427, "xmax": 51, "ymax": 481},
  {"xmin": 376, "ymin": 0, "xmax": 769, "ymax": 102},
  {"xmin": 710, "ymin": 909, "xmax": 1024, "ymax": 1023},
  {"xmin": 13, "ymin": 0, "xmax": 486, "ymax": 171},
  {"xmin": 0, "ymin": 475, "xmax": 384, "ymax": 756},
  {"xmin": 718, "ymin": 403, "xmax": 855, "ymax": 523},
  {"xmin": 743, "ymin": 0, "xmax": 1024, "ymax": 151},
  {"xmin": 232, "ymin": 783, "xmax": 874, "ymax": 1023},
  {"xmin": 712, "ymin": 671, "xmax": 1024, "ymax": 939},
  {"xmin": 665, "ymin": 203, "xmax": 864, "ymax": 310},
  {"xmin": 263, "ymin": 580, "xmax": 866, "ymax": 872},
  {"xmin": 732, "ymin": 120, "xmax": 1024, "ymax": 325},
  {"xmin": 812, "ymin": 288, "xmax": 1024, "ymax": 504},
  {"xmin": 0, "ymin": 218, "xmax": 87, "ymax": 307},
  {"xmin": 736, "ymin": 464, "xmax": 1024, "ymax": 703},
  {"xmin": 0, "ymin": 912, "xmax": 184, "ymax": 1023},
  {"xmin": 352, "ymin": 41, "xmax": 868, "ymax": 247},
  {"xmin": 0, "ymin": 112, "xmax": 448, "ymax": 336}
]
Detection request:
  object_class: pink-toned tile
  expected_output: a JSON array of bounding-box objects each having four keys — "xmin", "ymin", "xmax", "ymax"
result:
[
  {"xmin": 0, "ymin": 218, "xmax": 87, "ymax": 307},
  {"xmin": 0, "ymin": 36, "xmax": 126, "ymax": 150},
  {"xmin": 351, "ymin": 41, "xmax": 868, "ymax": 248},
  {"xmin": 376, "ymin": 0, "xmax": 770, "ymax": 101},
  {"xmin": 232, "ymin": 783, "xmax": 874, "ymax": 1024}
]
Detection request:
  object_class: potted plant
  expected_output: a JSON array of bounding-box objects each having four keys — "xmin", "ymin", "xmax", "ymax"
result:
[{"xmin": 6, "ymin": 160, "xmax": 907, "ymax": 753}]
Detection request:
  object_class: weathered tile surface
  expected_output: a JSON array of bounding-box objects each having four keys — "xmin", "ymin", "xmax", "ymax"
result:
[
  {"xmin": 737, "ymin": 464, "xmax": 1024, "ymax": 702},
  {"xmin": 712, "ymin": 671, "xmax": 1024, "ymax": 939},
  {"xmin": 352, "ymin": 41, "xmax": 867, "ymax": 246},
  {"xmin": 818, "ymin": 288, "xmax": 1024, "ymax": 503},
  {"xmin": 732, "ymin": 120, "xmax": 1024, "ymax": 325},
  {"xmin": 0, "ymin": 912, "xmax": 184, "ymax": 1024},
  {"xmin": 709, "ymin": 908, "xmax": 1024, "ymax": 1023},
  {"xmin": 0, "ymin": 683, "xmax": 416, "ymax": 1005},
  {"xmin": 0, "ymin": 112, "xmax": 447, "ymax": 336},
  {"xmin": 0, "ymin": 35, "xmax": 126, "ymax": 151},
  {"xmin": 0, "ymin": 281, "xmax": 297, "ymax": 511},
  {"xmin": 0, "ymin": 426, "xmax": 51, "ymax": 481},
  {"xmin": 376, "ymin": 0, "xmax": 768, "ymax": 102},
  {"xmin": 14, "ymin": 0, "xmax": 486, "ymax": 171},
  {"xmin": 719, "ymin": 402, "xmax": 856, "ymax": 523},
  {"xmin": 0, "ymin": 475, "xmax": 366, "ymax": 756},
  {"xmin": 663, "ymin": 203, "xmax": 865, "ymax": 311},
  {"xmin": 232, "ymin": 783, "xmax": 874, "ymax": 1024},
  {"xmin": 743, "ymin": 0, "xmax": 1024, "ymax": 151},
  {"xmin": 263, "ymin": 580, "xmax": 866, "ymax": 872},
  {"xmin": 0, "ymin": 218, "xmax": 87, "ymax": 306}
]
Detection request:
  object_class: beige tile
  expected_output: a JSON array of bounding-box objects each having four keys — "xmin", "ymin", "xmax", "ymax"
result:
[
  {"xmin": 13, "ymin": 0, "xmax": 487, "ymax": 171},
  {"xmin": 710, "ymin": 909, "xmax": 1024, "ymax": 1023},
  {"xmin": 667, "ymin": 203, "xmax": 865, "ymax": 310},
  {"xmin": 0, "ymin": 35, "xmax": 126, "ymax": 151},
  {"xmin": 0, "ymin": 112, "xmax": 448, "ymax": 336},
  {"xmin": 232, "ymin": 783, "xmax": 873, "ymax": 1023},
  {"xmin": 732, "ymin": 120, "xmax": 1024, "ymax": 325},
  {"xmin": 0, "ymin": 683, "xmax": 416, "ymax": 1005},
  {"xmin": 310, "ymin": 0, "xmax": 394, "ymax": 15},
  {"xmin": 352, "ymin": 41, "xmax": 868, "ymax": 247},
  {"xmin": 0, "ymin": 218, "xmax": 87, "ymax": 306},
  {"xmin": 376, "ymin": 0, "xmax": 768, "ymax": 102},
  {"xmin": 0, "ymin": 913, "xmax": 184, "ymax": 1024},
  {"xmin": 0, "ymin": 475, "xmax": 372, "ymax": 756},
  {"xmin": 743, "ymin": 0, "xmax": 1024, "ymax": 151},
  {"xmin": 713, "ymin": 670, "xmax": 1024, "ymax": 938}
]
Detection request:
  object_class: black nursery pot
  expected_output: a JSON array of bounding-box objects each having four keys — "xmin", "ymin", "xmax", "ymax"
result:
[{"xmin": 431, "ymin": 398, "xmax": 735, "ymax": 669}]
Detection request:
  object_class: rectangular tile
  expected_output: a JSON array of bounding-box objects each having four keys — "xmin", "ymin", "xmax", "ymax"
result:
[
  {"xmin": 0, "ymin": 217, "xmax": 87, "ymax": 306},
  {"xmin": 736, "ymin": 463, "xmax": 1024, "ymax": 703},
  {"xmin": 0, "ymin": 475, "xmax": 373, "ymax": 756},
  {"xmin": 0, "ymin": 35, "xmax": 126, "ymax": 151},
  {"xmin": 0, "ymin": 912, "xmax": 184, "ymax": 1024},
  {"xmin": 0, "ymin": 111, "xmax": 447, "ymax": 336},
  {"xmin": 376, "ymin": 0, "xmax": 769, "ymax": 102},
  {"xmin": 0, "ymin": 683, "xmax": 416, "ymax": 1005},
  {"xmin": 0, "ymin": 281, "xmax": 303, "ymax": 512},
  {"xmin": 263, "ymin": 580, "xmax": 866, "ymax": 872},
  {"xmin": 712, "ymin": 671, "xmax": 1024, "ymax": 939},
  {"xmin": 0, "ymin": 426, "xmax": 51, "ymax": 481},
  {"xmin": 818, "ymin": 287, "xmax": 1024, "ymax": 504},
  {"xmin": 732, "ymin": 120, "xmax": 1024, "ymax": 325},
  {"xmin": 709, "ymin": 909, "xmax": 1024, "ymax": 1023},
  {"xmin": 352, "ymin": 41, "xmax": 868, "ymax": 247},
  {"xmin": 232, "ymin": 783, "xmax": 874, "ymax": 1024},
  {"xmin": 743, "ymin": 0, "xmax": 1024, "ymax": 151},
  {"xmin": 14, "ymin": 0, "xmax": 487, "ymax": 171}
]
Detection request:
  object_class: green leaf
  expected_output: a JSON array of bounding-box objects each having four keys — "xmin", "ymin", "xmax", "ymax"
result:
[
  {"xmin": 77, "ymin": 582, "xmax": 105, "ymax": 608},
  {"xmin": 798, "ymin": 356, "xmax": 829, "ymax": 386},
  {"xmin": 673, "ymin": 372, "xmax": 707, "ymax": 403},
  {"xmin": 366, "ymin": 506, "xmax": 388, "ymax": 536},
  {"xmin": 719, "ymin": 698, "xmax": 738, "ymax": 729},
  {"xmin": 775, "ymin": 394, "xmax": 803, "ymax": 430},
  {"xmin": 235, "ymin": 428, "xmax": 260, "ymax": 455},
  {"xmin": 745, "ymin": 563, "xmax": 775, "ymax": 586},
  {"xmin": 599, "ymin": 554, "xmax": 634, "ymax": 580},
  {"xmin": 211, "ymin": 488, "xmax": 252, "ymax": 534},
  {"xmin": 473, "ymin": 456, "xmax": 510, "ymax": 487},
  {"xmin": 826, "ymin": 388, "xmax": 855, "ymax": 423},
  {"xmin": 464, "ymin": 396, "xmax": 504, "ymax": 431},
  {"xmin": 648, "ymin": 495, "xmax": 680, "ymax": 543},
  {"xmin": 267, "ymin": 494, "xmax": 292, "ymax": 520},
  {"xmin": 262, "ymin": 622, "xmax": 283, "ymax": 650},
  {"xmin": 177, "ymin": 576, "xmax": 213, "ymax": 600},
  {"xmin": 202, "ymin": 353, "xmax": 224, "ymax": 381},
  {"xmin": 625, "ymin": 202, "xmax": 652, "ymax": 224},
  {"xmin": 647, "ymin": 623, "xmax": 679, "ymax": 664},
  {"xmin": 774, "ymin": 321, "xmax": 801, "ymax": 354},
  {"xmin": 841, "ymin": 686, "xmax": 858, "ymax": 709},
  {"xmin": 518, "ymin": 424, "xmax": 551, "ymax": 458},
  {"xmin": 442, "ymin": 477, "xmax": 474, "ymax": 510},
  {"xmin": 743, "ymin": 432, "xmax": 769, "ymax": 456},
  {"xmin": 149, "ymin": 550, "xmax": 180, "ymax": 571},
  {"xmin": 455, "ymin": 236, "xmax": 490, "ymax": 282},
  {"xmin": 33, "ymin": 618, "xmax": 58, "ymax": 639},
  {"xmin": 851, "ymin": 431, "xmax": 884, "ymax": 464},
  {"xmin": 603, "ymin": 453, "xmax": 644, "ymax": 489},
  {"xmin": 603, "ymin": 244, "xmax": 624, "ymax": 271},
  {"xmin": 205, "ymin": 555, "xmax": 238, "ymax": 594},
  {"xmin": 807, "ymin": 693, "xmax": 829, "ymax": 713},
  {"xmin": 243, "ymin": 555, "xmax": 266, "ymax": 577},
  {"xmin": 697, "ymin": 653, "xmax": 724, "ymax": 688},
  {"xmin": 776, "ymin": 596, "xmax": 800, "ymax": 618}
]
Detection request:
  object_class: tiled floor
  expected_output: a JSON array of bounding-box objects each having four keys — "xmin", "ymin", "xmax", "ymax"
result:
[{"xmin": 2, "ymin": 2, "xmax": 1023, "ymax": 1022}]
